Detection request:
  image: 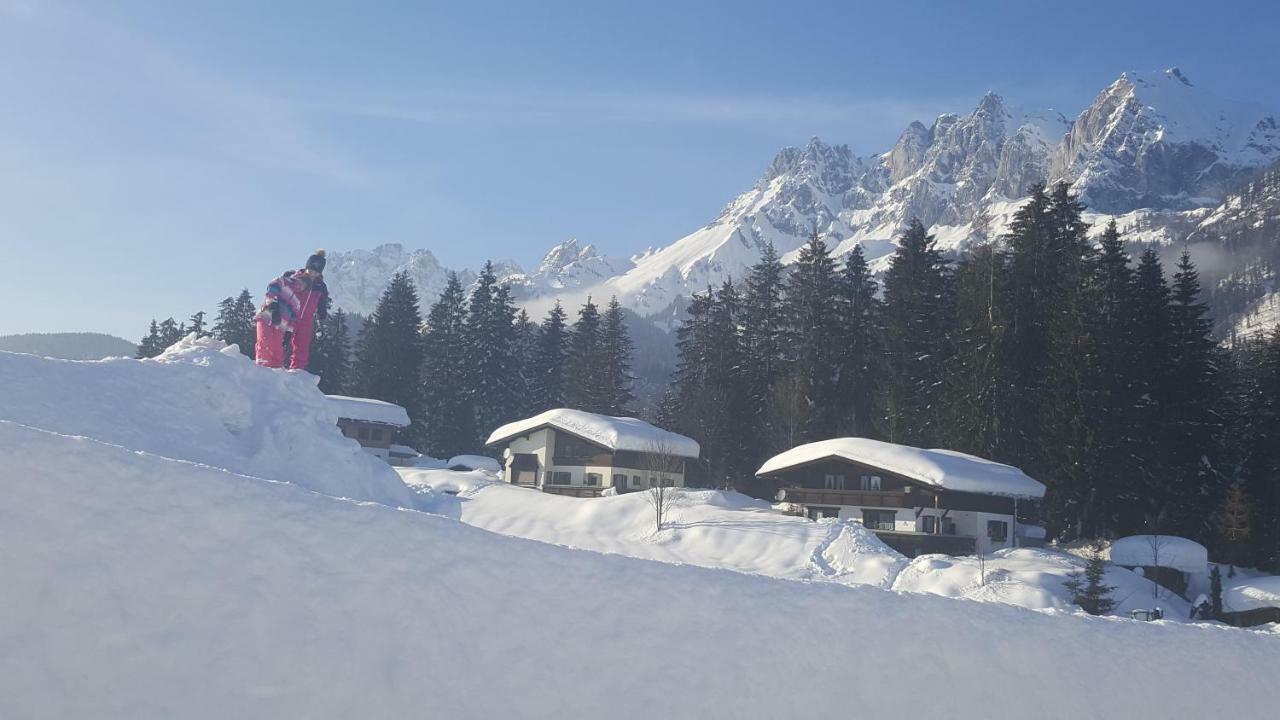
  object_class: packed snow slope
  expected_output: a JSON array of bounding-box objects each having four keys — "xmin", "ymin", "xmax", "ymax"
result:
[
  {"xmin": 5, "ymin": 422, "xmax": 1279, "ymax": 719},
  {"xmin": 406, "ymin": 472, "xmax": 1195, "ymax": 619},
  {"xmin": 0, "ymin": 335, "xmax": 413, "ymax": 507}
]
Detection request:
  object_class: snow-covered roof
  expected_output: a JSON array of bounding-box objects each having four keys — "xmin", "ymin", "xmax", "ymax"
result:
[
  {"xmin": 486, "ymin": 408, "xmax": 700, "ymax": 458},
  {"xmin": 1223, "ymin": 576, "xmax": 1280, "ymax": 613},
  {"xmin": 1108, "ymin": 536, "xmax": 1208, "ymax": 574},
  {"xmin": 756, "ymin": 437, "xmax": 1045, "ymax": 499},
  {"xmin": 325, "ymin": 395, "xmax": 411, "ymax": 427},
  {"xmin": 389, "ymin": 444, "xmax": 420, "ymax": 457}
]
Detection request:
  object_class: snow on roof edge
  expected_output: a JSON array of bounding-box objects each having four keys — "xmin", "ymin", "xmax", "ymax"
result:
[
  {"xmin": 756, "ymin": 437, "xmax": 1045, "ymax": 499},
  {"xmin": 325, "ymin": 395, "xmax": 411, "ymax": 427},
  {"xmin": 486, "ymin": 408, "xmax": 700, "ymax": 458}
]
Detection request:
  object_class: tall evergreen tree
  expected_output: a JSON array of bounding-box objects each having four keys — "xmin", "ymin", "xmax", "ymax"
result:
[
  {"xmin": 563, "ymin": 298, "xmax": 611, "ymax": 413},
  {"xmin": 530, "ymin": 302, "xmax": 569, "ymax": 412},
  {"xmin": 1241, "ymin": 330, "xmax": 1280, "ymax": 569},
  {"xmin": 739, "ymin": 243, "xmax": 787, "ymax": 468},
  {"xmin": 421, "ymin": 273, "xmax": 474, "ymax": 458},
  {"xmin": 157, "ymin": 317, "xmax": 185, "ymax": 349},
  {"xmin": 880, "ymin": 219, "xmax": 950, "ymax": 446},
  {"xmin": 600, "ymin": 297, "xmax": 636, "ymax": 415},
  {"xmin": 833, "ymin": 244, "xmax": 883, "ymax": 438},
  {"xmin": 940, "ymin": 242, "xmax": 1008, "ymax": 457},
  {"xmin": 355, "ymin": 271, "xmax": 425, "ymax": 442},
  {"xmin": 1161, "ymin": 250, "xmax": 1226, "ymax": 539},
  {"xmin": 781, "ymin": 229, "xmax": 841, "ymax": 440},
  {"xmin": 465, "ymin": 263, "xmax": 523, "ymax": 447},
  {"xmin": 513, "ymin": 309, "xmax": 540, "ymax": 418},
  {"xmin": 1130, "ymin": 248, "xmax": 1176, "ymax": 526},
  {"xmin": 311, "ymin": 308, "xmax": 353, "ymax": 395}
]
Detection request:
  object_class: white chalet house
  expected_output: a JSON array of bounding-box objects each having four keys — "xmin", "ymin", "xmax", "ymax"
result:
[
  {"xmin": 325, "ymin": 395, "xmax": 414, "ymax": 465},
  {"xmin": 485, "ymin": 409, "xmax": 701, "ymax": 497},
  {"xmin": 756, "ymin": 438, "xmax": 1046, "ymax": 557}
]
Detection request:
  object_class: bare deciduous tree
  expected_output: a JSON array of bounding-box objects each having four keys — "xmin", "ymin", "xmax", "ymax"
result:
[{"xmin": 642, "ymin": 439, "xmax": 683, "ymax": 531}]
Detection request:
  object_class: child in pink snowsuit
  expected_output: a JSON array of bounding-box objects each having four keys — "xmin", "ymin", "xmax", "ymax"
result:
[{"xmin": 255, "ymin": 250, "xmax": 329, "ymax": 370}]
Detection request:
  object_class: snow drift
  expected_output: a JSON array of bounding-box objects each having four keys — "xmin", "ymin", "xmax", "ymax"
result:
[
  {"xmin": 4, "ymin": 420, "xmax": 1279, "ymax": 719},
  {"xmin": 0, "ymin": 336, "xmax": 412, "ymax": 507}
]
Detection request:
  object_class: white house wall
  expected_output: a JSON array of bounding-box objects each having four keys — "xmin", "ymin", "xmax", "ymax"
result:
[
  {"xmin": 501, "ymin": 428, "xmax": 552, "ymax": 484},
  {"xmin": 828, "ymin": 505, "xmax": 1018, "ymax": 553}
]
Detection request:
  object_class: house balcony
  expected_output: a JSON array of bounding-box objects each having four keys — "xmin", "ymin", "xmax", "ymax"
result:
[{"xmin": 777, "ymin": 487, "xmax": 914, "ymax": 509}]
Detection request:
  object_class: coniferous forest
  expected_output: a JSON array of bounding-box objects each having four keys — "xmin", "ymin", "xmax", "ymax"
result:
[{"xmin": 136, "ymin": 182, "xmax": 1280, "ymax": 572}]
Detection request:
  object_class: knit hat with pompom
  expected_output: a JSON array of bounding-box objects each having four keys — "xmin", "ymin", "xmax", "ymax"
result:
[{"xmin": 305, "ymin": 249, "xmax": 326, "ymax": 274}]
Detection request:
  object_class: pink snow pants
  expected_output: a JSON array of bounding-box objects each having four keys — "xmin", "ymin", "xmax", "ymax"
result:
[{"xmin": 255, "ymin": 318, "xmax": 286, "ymax": 368}]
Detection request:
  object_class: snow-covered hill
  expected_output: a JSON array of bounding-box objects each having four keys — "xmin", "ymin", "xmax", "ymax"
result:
[
  {"xmin": 322, "ymin": 68, "xmax": 1279, "ymax": 333},
  {"xmin": 3, "ymin": 339, "xmax": 1279, "ymax": 716}
]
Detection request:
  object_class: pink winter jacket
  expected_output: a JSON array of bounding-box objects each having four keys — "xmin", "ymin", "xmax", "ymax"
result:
[{"xmin": 258, "ymin": 271, "xmax": 327, "ymax": 332}]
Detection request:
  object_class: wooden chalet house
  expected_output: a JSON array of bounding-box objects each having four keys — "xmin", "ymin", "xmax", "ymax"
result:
[
  {"xmin": 756, "ymin": 438, "xmax": 1046, "ymax": 556},
  {"xmin": 325, "ymin": 395, "xmax": 414, "ymax": 465},
  {"xmin": 485, "ymin": 408, "xmax": 701, "ymax": 498}
]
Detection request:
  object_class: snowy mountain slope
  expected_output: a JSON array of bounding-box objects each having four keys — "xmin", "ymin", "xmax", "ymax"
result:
[
  {"xmin": 0, "ymin": 335, "xmax": 414, "ymax": 507},
  {"xmin": 321, "ymin": 243, "xmax": 485, "ymax": 317},
  {"xmin": 321, "ymin": 69, "xmax": 1279, "ymax": 337},
  {"xmin": 5, "ymin": 421, "xmax": 1279, "ymax": 719},
  {"xmin": 404, "ymin": 470, "xmax": 1194, "ymax": 619},
  {"xmin": 0, "ymin": 331, "xmax": 137, "ymax": 360}
]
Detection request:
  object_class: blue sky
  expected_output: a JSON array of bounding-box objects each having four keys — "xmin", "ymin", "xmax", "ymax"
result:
[{"xmin": 3, "ymin": 0, "xmax": 1279, "ymax": 338}]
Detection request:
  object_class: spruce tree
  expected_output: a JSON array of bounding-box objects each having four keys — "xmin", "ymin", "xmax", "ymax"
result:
[
  {"xmin": 781, "ymin": 229, "xmax": 841, "ymax": 440},
  {"xmin": 1240, "ymin": 329, "xmax": 1280, "ymax": 570},
  {"xmin": 355, "ymin": 271, "xmax": 425, "ymax": 443},
  {"xmin": 1209, "ymin": 564, "xmax": 1224, "ymax": 620},
  {"xmin": 465, "ymin": 263, "xmax": 523, "ymax": 447},
  {"xmin": 136, "ymin": 320, "xmax": 162, "ymax": 359},
  {"xmin": 421, "ymin": 273, "xmax": 474, "ymax": 458},
  {"xmin": 880, "ymin": 219, "xmax": 950, "ymax": 446},
  {"xmin": 187, "ymin": 311, "xmax": 208, "ymax": 338},
  {"xmin": 311, "ymin": 308, "xmax": 353, "ymax": 395},
  {"xmin": 1064, "ymin": 541, "xmax": 1117, "ymax": 615},
  {"xmin": 600, "ymin": 297, "xmax": 636, "ymax": 415},
  {"xmin": 530, "ymin": 302, "xmax": 569, "ymax": 412},
  {"xmin": 213, "ymin": 290, "xmax": 257, "ymax": 358},
  {"xmin": 1162, "ymin": 250, "xmax": 1226, "ymax": 539},
  {"xmin": 157, "ymin": 317, "xmax": 185, "ymax": 350},
  {"xmin": 833, "ymin": 244, "xmax": 883, "ymax": 438},
  {"xmin": 940, "ymin": 242, "xmax": 1008, "ymax": 457},
  {"xmin": 740, "ymin": 242, "xmax": 787, "ymax": 469},
  {"xmin": 564, "ymin": 298, "xmax": 610, "ymax": 413},
  {"xmin": 513, "ymin": 309, "xmax": 540, "ymax": 418}
]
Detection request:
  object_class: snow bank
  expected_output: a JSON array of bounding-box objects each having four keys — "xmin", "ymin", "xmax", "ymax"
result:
[
  {"xmin": 4, "ymin": 421, "xmax": 1279, "ymax": 718},
  {"xmin": 325, "ymin": 394, "xmax": 411, "ymax": 427},
  {"xmin": 0, "ymin": 336, "xmax": 412, "ymax": 507},
  {"xmin": 1110, "ymin": 535, "xmax": 1209, "ymax": 574},
  {"xmin": 447, "ymin": 454, "xmax": 502, "ymax": 473},
  {"xmin": 402, "ymin": 472, "xmax": 905, "ymax": 588},
  {"xmin": 892, "ymin": 548, "xmax": 1192, "ymax": 618},
  {"xmin": 1225, "ymin": 576, "xmax": 1280, "ymax": 613},
  {"xmin": 757, "ymin": 437, "xmax": 1045, "ymax": 498},
  {"xmin": 486, "ymin": 408, "xmax": 700, "ymax": 457}
]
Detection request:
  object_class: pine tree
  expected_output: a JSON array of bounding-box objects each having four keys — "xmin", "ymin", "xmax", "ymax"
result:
[
  {"xmin": 187, "ymin": 311, "xmax": 208, "ymax": 338},
  {"xmin": 530, "ymin": 302, "xmax": 569, "ymax": 412},
  {"xmin": 1209, "ymin": 564, "xmax": 1224, "ymax": 620},
  {"xmin": 880, "ymin": 219, "xmax": 950, "ymax": 446},
  {"xmin": 355, "ymin": 271, "xmax": 425, "ymax": 443},
  {"xmin": 421, "ymin": 273, "xmax": 474, "ymax": 458},
  {"xmin": 136, "ymin": 320, "xmax": 162, "ymax": 359},
  {"xmin": 213, "ymin": 290, "xmax": 257, "ymax": 358},
  {"xmin": 311, "ymin": 308, "xmax": 353, "ymax": 395},
  {"xmin": 739, "ymin": 243, "xmax": 787, "ymax": 469},
  {"xmin": 157, "ymin": 317, "xmax": 185, "ymax": 350},
  {"xmin": 1162, "ymin": 250, "xmax": 1226, "ymax": 539},
  {"xmin": 939, "ymin": 242, "xmax": 1008, "ymax": 457},
  {"xmin": 781, "ymin": 229, "xmax": 841, "ymax": 440},
  {"xmin": 1063, "ymin": 541, "xmax": 1117, "ymax": 615},
  {"xmin": 600, "ymin": 297, "xmax": 636, "ymax": 415},
  {"xmin": 833, "ymin": 244, "xmax": 883, "ymax": 438},
  {"xmin": 1240, "ymin": 329, "xmax": 1280, "ymax": 570},
  {"xmin": 564, "ymin": 298, "xmax": 611, "ymax": 413},
  {"xmin": 513, "ymin": 309, "xmax": 539, "ymax": 418},
  {"xmin": 464, "ymin": 263, "xmax": 523, "ymax": 447},
  {"xmin": 1130, "ymin": 248, "xmax": 1175, "ymax": 525}
]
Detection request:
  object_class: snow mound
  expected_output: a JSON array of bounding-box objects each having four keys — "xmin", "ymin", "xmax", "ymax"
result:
[
  {"xmin": 1110, "ymin": 536, "xmax": 1209, "ymax": 574},
  {"xmin": 5, "ymin": 421, "xmax": 1280, "ymax": 717},
  {"xmin": 0, "ymin": 335, "xmax": 412, "ymax": 507},
  {"xmin": 1225, "ymin": 576, "xmax": 1280, "ymax": 613},
  {"xmin": 486, "ymin": 408, "xmax": 700, "ymax": 457},
  {"xmin": 447, "ymin": 454, "xmax": 501, "ymax": 473},
  {"xmin": 758, "ymin": 437, "xmax": 1045, "ymax": 498},
  {"xmin": 892, "ymin": 548, "xmax": 1192, "ymax": 617}
]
